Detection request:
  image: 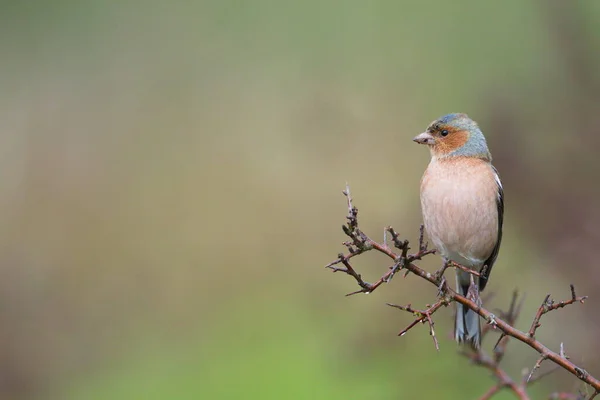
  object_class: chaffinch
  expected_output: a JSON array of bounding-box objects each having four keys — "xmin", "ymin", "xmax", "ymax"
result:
[{"xmin": 414, "ymin": 113, "xmax": 504, "ymax": 348}]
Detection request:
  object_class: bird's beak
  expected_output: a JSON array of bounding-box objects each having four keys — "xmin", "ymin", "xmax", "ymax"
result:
[{"xmin": 413, "ymin": 132, "xmax": 435, "ymax": 145}]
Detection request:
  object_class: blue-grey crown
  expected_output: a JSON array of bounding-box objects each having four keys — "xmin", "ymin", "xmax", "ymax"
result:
[{"xmin": 438, "ymin": 113, "xmax": 466, "ymax": 124}]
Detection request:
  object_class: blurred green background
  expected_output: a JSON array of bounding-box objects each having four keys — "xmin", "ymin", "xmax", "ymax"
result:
[{"xmin": 0, "ymin": 1, "xmax": 599, "ymax": 399}]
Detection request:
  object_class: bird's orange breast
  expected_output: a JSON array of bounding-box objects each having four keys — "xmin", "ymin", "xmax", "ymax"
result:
[{"xmin": 420, "ymin": 157, "xmax": 499, "ymax": 267}]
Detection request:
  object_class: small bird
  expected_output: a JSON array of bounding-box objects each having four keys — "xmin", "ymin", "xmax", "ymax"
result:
[{"xmin": 413, "ymin": 113, "xmax": 503, "ymax": 348}]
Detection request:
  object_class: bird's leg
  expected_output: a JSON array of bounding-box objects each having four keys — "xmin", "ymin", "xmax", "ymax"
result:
[
  {"xmin": 466, "ymin": 273, "xmax": 482, "ymax": 306},
  {"xmin": 435, "ymin": 259, "xmax": 450, "ymax": 296}
]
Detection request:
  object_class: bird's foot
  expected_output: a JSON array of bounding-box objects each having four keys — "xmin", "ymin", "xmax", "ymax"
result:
[{"xmin": 467, "ymin": 283, "xmax": 482, "ymax": 306}]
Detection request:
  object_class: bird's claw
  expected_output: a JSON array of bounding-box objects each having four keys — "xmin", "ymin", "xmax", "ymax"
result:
[{"xmin": 467, "ymin": 282, "xmax": 481, "ymax": 305}]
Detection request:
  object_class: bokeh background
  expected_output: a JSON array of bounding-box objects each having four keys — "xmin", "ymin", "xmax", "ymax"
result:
[{"xmin": 0, "ymin": 1, "xmax": 599, "ymax": 399}]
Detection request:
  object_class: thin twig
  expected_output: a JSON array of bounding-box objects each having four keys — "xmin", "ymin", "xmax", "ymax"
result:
[
  {"xmin": 528, "ymin": 285, "xmax": 587, "ymax": 338},
  {"xmin": 462, "ymin": 349, "xmax": 530, "ymax": 400},
  {"xmin": 386, "ymin": 298, "xmax": 449, "ymax": 350},
  {"xmin": 478, "ymin": 384, "xmax": 502, "ymax": 400},
  {"xmin": 528, "ymin": 365, "xmax": 561, "ymax": 385},
  {"xmin": 527, "ymin": 355, "xmax": 548, "ymax": 383},
  {"xmin": 450, "ymin": 261, "xmax": 481, "ymax": 277}
]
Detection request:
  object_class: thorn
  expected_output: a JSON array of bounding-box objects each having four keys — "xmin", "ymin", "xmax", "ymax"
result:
[
  {"xmin": 493, "ymin": 333, "xmax": 506, "ymax": 351},
  {"xmin": 345, "ymin": 289, "xmax": 364, "ymax": 297}
]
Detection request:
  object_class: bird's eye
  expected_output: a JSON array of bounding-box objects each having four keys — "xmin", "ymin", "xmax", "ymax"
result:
[{"xmin": 441, "ymin": 129, "xmax": 449, "ymax": 137}]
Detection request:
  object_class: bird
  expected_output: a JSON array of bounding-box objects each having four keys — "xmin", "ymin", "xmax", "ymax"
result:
[{"xmin": 413, "ymin": 113, "xmax": 503, "ymax": 348}]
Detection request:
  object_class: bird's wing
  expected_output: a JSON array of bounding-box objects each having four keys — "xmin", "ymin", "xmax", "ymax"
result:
[{"xmin": 479, "ymin": 165, "xmax": 503, "ymax": 291}]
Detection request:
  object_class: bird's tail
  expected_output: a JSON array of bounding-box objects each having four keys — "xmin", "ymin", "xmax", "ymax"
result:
[{"xmin": 455, "ymin": 283, "xmax": 481, "ymax": 348}]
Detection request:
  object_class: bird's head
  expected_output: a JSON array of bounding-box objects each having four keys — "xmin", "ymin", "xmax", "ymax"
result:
[{"xmin": 413, "ymin": 113, "xmax": 491, "ymax": 161}]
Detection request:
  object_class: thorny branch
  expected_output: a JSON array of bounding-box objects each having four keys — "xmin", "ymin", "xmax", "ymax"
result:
[
  {"xmin": 528, "ymin": 285, "xmax": 587, "ymax": 339},
  {"xmin": 326, "ymin": 186, "xmax": 598, "ymax": 399},
  {"xmin": 461, "ymin": 290, "xmax": 562, "ymax": 400},
  {"xmin": 386, "ymin": 298, "xmax": 449, "ymax": 351}
]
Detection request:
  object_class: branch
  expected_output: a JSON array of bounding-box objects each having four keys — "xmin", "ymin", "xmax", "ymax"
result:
[
  {"xmin": 386, "ymin": 298, "xmax": 449, "ymax": 350},
  {"xmin": 326, "ymin": 186, "xmax": 598, "ymax": 398},
  {"xmin": 479, "ymin": 385, "xmax": 503, "ymax": 400},
  {"xmin": 528, "ymin": 285, "xmax": 587, "ymax": 338},
  {"xmin": 461, "ymin": 290, "xmax": 559, "ymax": 400}
]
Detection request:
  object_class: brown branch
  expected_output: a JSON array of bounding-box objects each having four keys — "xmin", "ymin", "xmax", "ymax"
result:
[
  {"xmin": 450, "ymin": 261, "xmax": 481, "ymax": 277},
  {"xmin": 528, "ymin": 285, "xmax": 587, "ymax": 338},
  {"xmin": 326, "ymin": 186, "xmax": 598, "ymax": 398},
  {"xmin": 460, "ymin": 338, "xmax": 528, "ymax": 398},
  {"xmin": 386, "ymin": 298, "xmax": 449, "ymax": 350},
  {"xmin": 479, "ymin": 384, "xmax": 503, "ymax": 400},
  {"xmin": 463, "ymin": 350, "xmax": 530, "ymax": 400},
  {"xmin": 462, "ymin": 291, "xmax": 561, "ymax": 399}
]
